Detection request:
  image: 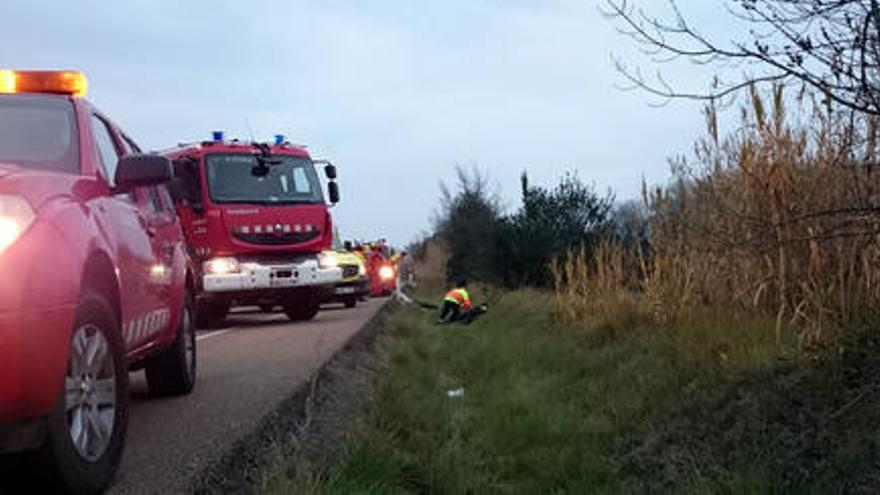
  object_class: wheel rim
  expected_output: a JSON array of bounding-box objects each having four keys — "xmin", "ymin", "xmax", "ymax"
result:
[
  {"xmin": 65, "ymin": 324, "xmax": 116, "ymax": 462},
  {"xmin": 183, "ymin": 306, "xmax": 195, "ymax": 380}
]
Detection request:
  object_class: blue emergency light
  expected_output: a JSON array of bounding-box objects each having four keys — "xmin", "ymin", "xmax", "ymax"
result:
[
  {"xmin": 274, "ymin": 134, "xmax": 285, "ymax": 145},
  {"xmin": 212, "ymin": 131, "xmax": 224, "ymax": 142}
]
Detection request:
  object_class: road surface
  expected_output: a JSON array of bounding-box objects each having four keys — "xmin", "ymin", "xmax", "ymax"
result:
[{"xmin": 109, "ymin": 299, "xmax": 386, "ymax": 494}]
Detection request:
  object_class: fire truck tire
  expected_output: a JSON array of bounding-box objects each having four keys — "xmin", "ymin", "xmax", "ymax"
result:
[
  {"xmin": 343, "ymin": 296, "xmax": 357, "ymax": 308},
  {"xmin": 284, "ymin": 298, "xmax": 320, "ymax": 321},
  {"xmin": 145, "ymin": 293, "xmax": 196, "ymax": 397},
  {"xmin": 196, "ymin": 300, "xmax": 229, "ymax": 329},
  {"xmin": 37, "ymin": 290, "xmax": 129, "ymax": 494}
]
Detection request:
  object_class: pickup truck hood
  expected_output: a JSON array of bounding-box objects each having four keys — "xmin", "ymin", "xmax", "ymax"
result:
[{"xmin": 0, "ymin": 165, "xmax": 98, "ymax": 211}]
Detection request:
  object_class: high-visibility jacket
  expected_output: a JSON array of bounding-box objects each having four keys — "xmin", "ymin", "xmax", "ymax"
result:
[{"xmin": 444, "ymin": 288, "xmax": 472, "ymax": 310}]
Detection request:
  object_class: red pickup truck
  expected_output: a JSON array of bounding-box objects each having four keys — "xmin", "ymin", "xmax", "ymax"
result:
[{"xmin": 0, "ymin": 70, "xmax": 196, "ymax": 493}]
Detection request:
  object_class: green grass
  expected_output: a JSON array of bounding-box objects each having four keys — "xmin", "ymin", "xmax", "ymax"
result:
[{"xmin": 264, "ymin": 290, "xmax": 880, "ymax": 494}]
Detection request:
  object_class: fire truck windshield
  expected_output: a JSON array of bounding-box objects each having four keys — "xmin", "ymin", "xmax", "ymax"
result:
[
  {"xmin": 0, "ymin": 95, "xmax": 78, "ymax": 173},
  {"xmin": 205, "ymin": 153, "xmax": 324, "ymax": 205}
]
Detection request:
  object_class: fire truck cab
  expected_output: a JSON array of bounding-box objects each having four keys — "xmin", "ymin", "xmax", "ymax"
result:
[
  {"xmin": 165, "ymin": 135, "xmax": 342, "ymax": 326},
  {"xmin": 0, "ymin": 70, "xmax": 197, "ymax": 493}
]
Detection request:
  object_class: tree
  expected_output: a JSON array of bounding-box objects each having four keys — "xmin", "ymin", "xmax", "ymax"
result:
[
  {"xmin": 435, "ymin": 166, "xmax": 503, "ymax": 284},
  {"xmin": 604, "ymin": 0, "xmax": 880, "ymax": 116},
  {"xmin": 497, "ymin": 172, "xmax": 614, "ymax": 287}
]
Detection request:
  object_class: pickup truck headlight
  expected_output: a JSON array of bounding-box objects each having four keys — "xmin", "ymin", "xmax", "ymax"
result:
[
  {"xmin": 204, "ymin": 257, "xmax": 240, "ymax": 275},
  {"xmin": 358, "ymin": 262, "xmax": 366, "ymax": 277},
  {"xmin": 318, "ymin": 251, "xmax": 339, "ymax": 269},
  {"xmin": 0, "ymin": 195, "xmax": 34, "ymax": 254}
]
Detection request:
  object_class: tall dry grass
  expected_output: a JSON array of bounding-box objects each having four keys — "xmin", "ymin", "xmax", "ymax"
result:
[{"xmin": 555, "ymin": 86, "xmax": 880, "ymax": 349}]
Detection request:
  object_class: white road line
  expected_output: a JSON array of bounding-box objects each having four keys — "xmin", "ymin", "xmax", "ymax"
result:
[{"xmin": 196, "ymin": 329, "xmax": 231, "ymax": 342}]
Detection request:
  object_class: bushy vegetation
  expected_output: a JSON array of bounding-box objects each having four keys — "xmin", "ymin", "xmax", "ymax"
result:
[
  {"xmin": 555, "ymin": 87, "xmax": 880, "ymax": 350},
  {"xmin": 434, "ymin": 167, "xmax": 613, "ymax": 288}
]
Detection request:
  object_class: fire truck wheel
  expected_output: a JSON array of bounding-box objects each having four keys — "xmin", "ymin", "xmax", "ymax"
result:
[
  {"xmin": 284, "ymin": 298, "xmax": 320, "ymax": 321},
  {"xmin": 38, "ymin": 290, "xmax": 129, "ymax": 494},
  {"xmin": 343, "ymin": 296, "xmax": 357, "ymax": 308},
  {"xmin": 145, "ymin": 293, "xmax": 196, "ymax": 397},
  {"xmin": 195, "ymin": 300, "xmax": 229, "ymax": 329}
]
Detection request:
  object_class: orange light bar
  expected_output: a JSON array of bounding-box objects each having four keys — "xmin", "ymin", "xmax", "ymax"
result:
[{"xmin": 0, "ymin": 70, "xmax": 87, "ymax": 97}]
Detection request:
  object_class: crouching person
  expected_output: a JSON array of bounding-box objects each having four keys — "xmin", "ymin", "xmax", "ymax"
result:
[{"xmin": 437, "ymin": 280, "xmax": 487, "ymax": 325}]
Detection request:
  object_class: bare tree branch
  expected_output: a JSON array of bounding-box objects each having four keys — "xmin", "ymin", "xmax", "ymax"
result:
[{"xmin": 603, "ymin": 0, "xmax": 880, "ymax": 116}]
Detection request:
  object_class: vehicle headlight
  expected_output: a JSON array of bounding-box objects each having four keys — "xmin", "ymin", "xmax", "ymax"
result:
[
  {"xmin": 204, "ymin": 257, "xmax": 240, "ymax": 275},
  {"xmin": 358, "ymin": 262, "xmax": 366, "ymax": 277},
  {"xmin": 318, "ymin": 251, "xmax": 339, "ymax": 269},
  {"xmin": 0, "ymin": 195, "xmax": 34, "ymax": 254},
  {"xmin": 379, "ymin": 265, "xmax": 395, "ymax": 280}
]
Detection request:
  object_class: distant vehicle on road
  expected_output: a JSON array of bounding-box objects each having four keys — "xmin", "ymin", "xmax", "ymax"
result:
[
  {"xmin": 0, "ymin": 70, "xmax": 197, "ymax": 493},
  {"xmin": 322, "ymin": 249, "xmax": 369, "ymax": 307},
  {"xmin": 164, "ymin": 135, "xmax": 342, "ymax": 327}
]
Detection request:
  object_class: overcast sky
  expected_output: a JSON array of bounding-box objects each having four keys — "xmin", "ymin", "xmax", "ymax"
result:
[{"xmin": 1, "ymin": 1, "xmax": 739, "ymax": 245}]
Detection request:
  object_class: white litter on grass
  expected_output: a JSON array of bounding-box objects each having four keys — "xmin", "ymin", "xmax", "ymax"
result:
[{"xmin": 446, "ymin": 388, "xmax": 464, "ymax": 398}]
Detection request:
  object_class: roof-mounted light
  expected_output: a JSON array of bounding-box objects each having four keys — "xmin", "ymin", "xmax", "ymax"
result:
[
  {"xmin": 274, "ymin": 134, "xmax": 285, "ymax": 145},
  {"xmin": 212, "ymin": 131, "xmax": 224, "ymax": 142},
  {"xmin": 0, "ymin": 70, "xmax": 88, "ymax": 97}
]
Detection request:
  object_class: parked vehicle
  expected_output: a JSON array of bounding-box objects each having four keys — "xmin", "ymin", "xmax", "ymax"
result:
[
  {"xmin": 164, "ymin": 134, "xmax": 342, "ymax": 327},
  {"xmin": 0, "ymin": 70, "xmax": 197, "ymax": 493},
  {"xmin": 321, "ymin": 249, "xmax": 369, "ymax": 308}
]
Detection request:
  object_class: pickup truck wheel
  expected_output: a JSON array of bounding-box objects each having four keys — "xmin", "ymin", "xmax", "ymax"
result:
[
  {"xmin": 145, "ymin": 293, "xmax": 196, "ymax": 397},
  {"xmin": 196, "ymin": 300, "xmax": 229, "ymax": 329},
  {"xmin": 37, "ymin": 291, "xmax": 128, "ymax": 494},
  {"xmin": 343, "ymin": 296, "xmax": 357, "ymax": 308},
  {"xmin": 284, "ymin": 298, "xmax": 320, "ymax": 322}
]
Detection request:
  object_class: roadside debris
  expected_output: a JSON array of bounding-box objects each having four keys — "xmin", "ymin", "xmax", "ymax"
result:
[{"xmin": 446, "ymin": 388, "xmax": 465, "ymax": 398}]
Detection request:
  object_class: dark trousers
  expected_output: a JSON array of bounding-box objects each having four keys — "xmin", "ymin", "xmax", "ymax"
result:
[
  {"xmin": 438, "ymin": 300, "xmax": 461, "ymax": 322},
  {"xmin": 438, "ymin": 302, "xmax": 486, "ymax": 324}
]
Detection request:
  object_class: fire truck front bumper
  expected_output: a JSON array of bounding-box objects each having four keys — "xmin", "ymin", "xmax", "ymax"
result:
[{"xmin": 202, "ymin": 257, "xmax": 343, "ymax": 293}]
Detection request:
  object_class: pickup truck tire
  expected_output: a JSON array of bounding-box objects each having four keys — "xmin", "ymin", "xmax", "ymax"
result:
[
  {"xmin": 38, "ymin": 290, "xmax": 129, "ymax": 494},
  {"xmin": 196, "ymin": 300, "xmax": 229, "ymax": 329},
  {"xmin": 284, "ymin": 297, "xmax": 320, "ymax": 322},
  {"xmin": 343, "ymin": 296, "xmax": 357, "ymax": 308},
  {"xmin": 145, "ymin": 293, "xmax": 196, "ymax": 397}
]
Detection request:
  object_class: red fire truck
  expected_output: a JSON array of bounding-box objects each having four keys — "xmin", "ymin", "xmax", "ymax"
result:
[
  {"xmin": 0, "ymin": 70, "xmax": 196, "ymax": 493},
  {"xmin": 164, "ymin": 135, "xmax": 341, "ymax": 327}
]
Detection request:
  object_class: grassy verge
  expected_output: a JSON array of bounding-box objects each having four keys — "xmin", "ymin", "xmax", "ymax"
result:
[{"xmin": 264, "ymin": 290, "xmax": 880, "ymax": 493}]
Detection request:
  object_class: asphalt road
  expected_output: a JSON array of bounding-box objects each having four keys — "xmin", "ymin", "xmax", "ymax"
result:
[{"xmin": 108, "ymin": 298, "xmax": 386, "ymax": 494}]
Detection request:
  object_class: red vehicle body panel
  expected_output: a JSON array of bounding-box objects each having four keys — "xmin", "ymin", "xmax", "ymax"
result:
[{"xmin": 0, "ymin": 95, "xmax": 189, "ymax": 422}]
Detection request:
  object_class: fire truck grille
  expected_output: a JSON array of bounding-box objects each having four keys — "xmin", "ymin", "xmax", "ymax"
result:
[
  {"xmin": 341, "ymin": 265, "xmax": 360, "ymax": 278},
  {"xmin": 232, "ymin": 231, "xmax": 321, "ymax": 246}
]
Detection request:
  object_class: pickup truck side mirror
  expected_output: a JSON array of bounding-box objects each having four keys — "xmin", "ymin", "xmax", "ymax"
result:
[
  {"xmin": 114, "ymin": 155, "xmax": 173, "ymax": 192},
  {"xmin": 328, "ymin": 181, "xmax": 340, "ymax": 204},
  {"xmin": 169, "ymin": 157, "xmax": 205, "ymax": 214}
]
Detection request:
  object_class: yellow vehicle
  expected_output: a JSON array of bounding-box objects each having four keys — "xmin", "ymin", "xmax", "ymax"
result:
[{"xmin": 319, "ymin": 249, "xmax": 369, "ymax": 308}]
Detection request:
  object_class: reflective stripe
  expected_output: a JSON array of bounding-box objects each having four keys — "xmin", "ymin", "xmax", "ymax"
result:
[{"xmin": 122, "ymin": 308, "xmax": 172, "ymax": 346}]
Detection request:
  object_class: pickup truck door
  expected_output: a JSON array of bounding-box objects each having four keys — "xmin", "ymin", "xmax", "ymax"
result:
[{"xmin": 89, "ymin": 115, "xmax": 166, "ymax": 351}]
